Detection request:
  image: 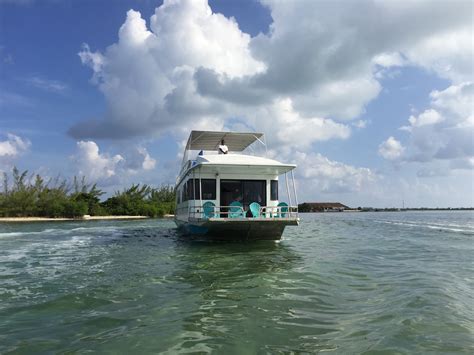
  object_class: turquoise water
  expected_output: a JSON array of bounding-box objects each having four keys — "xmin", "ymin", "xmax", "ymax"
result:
[{"xmin": 0, "ymin": 211, "xmax": 473, "ymax": 353}]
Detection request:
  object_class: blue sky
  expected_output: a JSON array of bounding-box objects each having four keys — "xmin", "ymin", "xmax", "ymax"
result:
[{"xmin": 0, "ymin": 0, "xmax": 472, "ymax": 207}]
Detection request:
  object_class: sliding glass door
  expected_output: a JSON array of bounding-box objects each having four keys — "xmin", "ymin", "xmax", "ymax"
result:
[{"xmin": 220, "ymin": 180, "xmax": 266, "ymax": 214}]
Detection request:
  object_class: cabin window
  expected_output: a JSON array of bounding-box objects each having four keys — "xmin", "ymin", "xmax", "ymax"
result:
[
  {"xmin": 185, "ymin": 179, "xmax": 201, "ymax": 200},
  {"xmin": 271, "ymin": 180, "xmax": 278, "ymax": 201},
  {"xmin": 183, "ymin": 181, "xmax": 188, "ymax": 201},
  {"xmin": 181, "ymin": 179, "xmax": 201, "ymax": 200},
  {"xmin": 187, "ymin": 180, "xmax": 193, "ymax": 200},
  {"xmin": 193, "ymin": 179, "xmax": 201, "ymax": 200},
  {"xmin": 201, "ymin": 179, "xmax": 216, "ymax": 200}
]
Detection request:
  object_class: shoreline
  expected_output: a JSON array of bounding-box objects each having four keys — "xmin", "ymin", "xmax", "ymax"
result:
[{"xmin": 0, "ymin": 215, "xmax": 175, "ymax": 223}]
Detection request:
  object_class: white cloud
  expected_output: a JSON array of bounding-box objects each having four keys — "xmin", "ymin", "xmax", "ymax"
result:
[
  {"xmin": 397, "ymin": 82, "xmax": 473, "ymax": 166},
  {"xmin": 140, "ymin": 148, "xmax": 156, "ymax": 170},
  {"xmin": 407, "ymin": 109, "xmax": 444, "ymax": 128},
  {"xmin": 430, "ymin": 82, "xmax": 474, "ymax": 124},
  {"xmin": 294, "ymin": 151, "xmax": 376, "ymax": 194},
  {"xmin": 72, "ymin": 141, "xmax": 158, "ymax": 183},
  {"xmin": 70, "ymin": 1, "xmax": 265, "ymax": 139},
  {"xmin": 73, "ymin": 141, "xmax": 123, "ymax": 181},
  {"xmin": 353, "ymin": 120, "xmax": 368, "ymax": 129},
  {"xmin": 0, "ymin": 133, "xmax": 31, "ymax": 161},
  {"xmin": 245, "ymin": 98, "xmax": 351, "ymax": 152},
  {"xmin": 71, "ymin": 0, "xmax": 472, "ymax": 147},
  {"xmin": 121, "ymin": 146, "xmax": 157, "ymax": 173},
  {"xmin": 379, "ymin": 136, "xmax": 404, "ymax": 160},
  {"xmin": 291, "ymin": 77, "xmax": 381, "ymax": 121},
  {"xmin": 373, "ymin": 52, "xmax": 405, "ymax": 68},
  {"xmin": 405, "ymin": 27, "xmax": 473, "ymax": 83}
]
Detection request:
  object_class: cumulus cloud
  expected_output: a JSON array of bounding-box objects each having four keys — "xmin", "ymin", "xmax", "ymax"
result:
[
  {"xmin": 121, "ymin": 146, "xmax": 156, "ymax": 172},
  {"xmin": 72, "ymin": 141, "xmax": 158, "ymax": 183},
  {"xmin": 405, "ymin": 109, "xmax": 444, "ymax": 129},
  {"xmin": 200, "ymin": 0, "xmax": 472, "ymax": 116},
  {"xmin": 379, "ymin": 136, "xmax": 404, "ymax": 160},
  {"xmin": 294, "ymin": 152, "xmax": 376, "ymax": 194},
  {"xmin": 405, "ymin": 27, "xmax": 473, "ymax": 83},
  {"xmin": 395, "ymin": 82, "xmax": 473, "ymax": 167},
  {"xmin": 73, "ymin": 141, "xmax": 124, "ymax": 181},
  {"xmin": 70, "ymin": 1, "xmax": 265, "ymax": 139},
  {"xmin": 71, "ymin": 0, "xmax": 472, "ymax": 149},
  {"xmin": 243, "ymin": 98, "xmax": 351, "ymax": 152},
  {"xmin": 140, "ymin": 148, "xmax": 156, "ymax": 170},
  {"xmin": 0, "ymin": 134, "xmax": 31, "ymax": 168}
]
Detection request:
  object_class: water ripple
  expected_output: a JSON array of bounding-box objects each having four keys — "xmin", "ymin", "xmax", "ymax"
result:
[{"xmin": 0, "ymin": 212, "xmax": 473, "ymax": 353}]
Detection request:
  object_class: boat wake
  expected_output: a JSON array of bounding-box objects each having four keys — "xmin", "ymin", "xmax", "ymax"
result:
[{"xmin": 374, "ymin": 219, "xmax": 474, "ymax": 235}]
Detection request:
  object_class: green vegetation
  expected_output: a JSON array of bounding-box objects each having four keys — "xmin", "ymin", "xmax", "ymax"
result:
[{"xmin": 0, "ymin": 167, "xmax": 175, "ymax": 218}]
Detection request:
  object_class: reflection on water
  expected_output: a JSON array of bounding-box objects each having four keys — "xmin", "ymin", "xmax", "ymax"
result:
[
  {"xmin": 0, "ymin": 212, "xmax": 473, "ymax": 353},
  {"xmin": 171, "ymin": 241, "xmax": 304, "ymax": 353}
]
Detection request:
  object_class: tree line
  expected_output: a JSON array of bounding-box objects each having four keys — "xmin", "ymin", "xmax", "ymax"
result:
[{"xmin": 0, "ymin": 167, "xmax": 175, "ymax": 218}]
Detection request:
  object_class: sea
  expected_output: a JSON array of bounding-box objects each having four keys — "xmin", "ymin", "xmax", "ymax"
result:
[{"xmin": 0, "ymin": 211, "xmax": 473, "ymax": 354}]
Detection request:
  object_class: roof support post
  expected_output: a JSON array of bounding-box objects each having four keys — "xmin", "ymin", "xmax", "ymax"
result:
[
  {"xmin": 199, "ymin": 167, "xmax": 202, "ymax": 219},
  {"xmin": 193, "ymin": 169, "xmax": 196, "ymax": 218},
  {"xmin": 291, "ymin": 169, "xmax": 298, "ymax": 211},
  {"xmin": 285, "ymin": 172, "xmax": 292, "ymax": 208}
]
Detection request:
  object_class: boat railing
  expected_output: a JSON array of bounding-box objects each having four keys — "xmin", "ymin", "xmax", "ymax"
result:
[{"xmin": 184, "ymin": 204, "xmax": 299, "ymax": 220}]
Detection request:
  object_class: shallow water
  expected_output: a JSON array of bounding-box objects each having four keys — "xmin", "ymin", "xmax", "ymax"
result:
[{"xmin": 0, "ymin": 211, "xmax": 473, "ymax": 353}]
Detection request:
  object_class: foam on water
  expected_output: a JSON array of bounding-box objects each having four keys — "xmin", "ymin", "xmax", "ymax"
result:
[{"xmin": 374, "ymin": 219, "xmax": 474, "ymax": 234}]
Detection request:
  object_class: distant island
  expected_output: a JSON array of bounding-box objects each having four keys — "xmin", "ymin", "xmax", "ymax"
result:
[
  {"xmin": 298, "ymin": 202, "xmax": 473, "ymax": 212},
  {"xmin": 0, "ymin": 167, "xmax": 175, "ymax": 219}
]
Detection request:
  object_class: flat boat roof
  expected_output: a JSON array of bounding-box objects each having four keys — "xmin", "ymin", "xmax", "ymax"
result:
[
  {"xmin": 194, "ymin": 153, "xmax": 296, "ymax": 175},
  {"xmin": 185, "ymin": 131, "xmax": 264, "ymax": 152}
]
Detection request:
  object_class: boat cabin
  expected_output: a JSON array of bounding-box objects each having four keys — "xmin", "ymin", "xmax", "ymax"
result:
[{"xmin": 175, "ymin": 131, "xmax": 299, "ymax": 223}]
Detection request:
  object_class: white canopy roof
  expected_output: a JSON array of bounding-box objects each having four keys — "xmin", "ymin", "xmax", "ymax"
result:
[{"xmin": 185, "ymin": 131, "xmax": 264, "ymax": 152}]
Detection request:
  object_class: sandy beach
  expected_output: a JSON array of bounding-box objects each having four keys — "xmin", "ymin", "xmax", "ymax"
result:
[{"xmin": 0, "ymin": 216, "xmax": 150, "ymax": 223}]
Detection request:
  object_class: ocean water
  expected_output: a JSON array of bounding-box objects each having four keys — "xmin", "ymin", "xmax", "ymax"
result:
[{"xmin": 0, "ymin": 211, "xmax": 473, "ymax": 354}]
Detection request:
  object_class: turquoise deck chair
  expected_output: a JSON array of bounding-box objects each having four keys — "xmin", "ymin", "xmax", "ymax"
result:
[
  {"xmin": 202, "ymin": 201, "xmax": 216, "ymax": 219},
  {"xmin": 249, "ymin": 202, "xmax": 261, "ymax": 218},
  {"xmin": 229, "ymin": 201, "xmax": 244, "ymax": 218},
  {"xmin": 277, "ymin": 202, "xmax": 288, "ymax": 218}
]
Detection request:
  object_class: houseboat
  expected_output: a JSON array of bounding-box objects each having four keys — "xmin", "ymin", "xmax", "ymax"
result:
[{"xmin": 175, "ymin": 131, "xmax": 299, "ymax": 240}]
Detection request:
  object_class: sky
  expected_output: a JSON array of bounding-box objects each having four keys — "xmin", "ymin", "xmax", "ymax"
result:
[{"xmin": 0, "ymin": 0, "xmax": 473, "ymax": 208}]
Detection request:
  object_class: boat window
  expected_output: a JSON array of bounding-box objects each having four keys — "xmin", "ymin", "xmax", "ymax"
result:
[
  {"xmin": 183, "ymin": 181, "xmax": 190, "ymax": 201},
  {"xmin": 201, "ymin": 179, "xmax": 216, "ymax": 200},
  {"xmin": 187, "ymin": 180, "xmax": 193, "ymax": 200},
  {"xmin": 193, "ymin": 179, "xmax": 201, "ymax": 200},
  {"xmin": 271, "ymin": 180, "xmax": 278, "ymax": 201},
  {"xmin": 186, "ymin": 179, "xmax": 201, "ymax": 200},
  {"xmin": 180, "ymin": 179, "xmax": 216, "ymax": 201}
]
